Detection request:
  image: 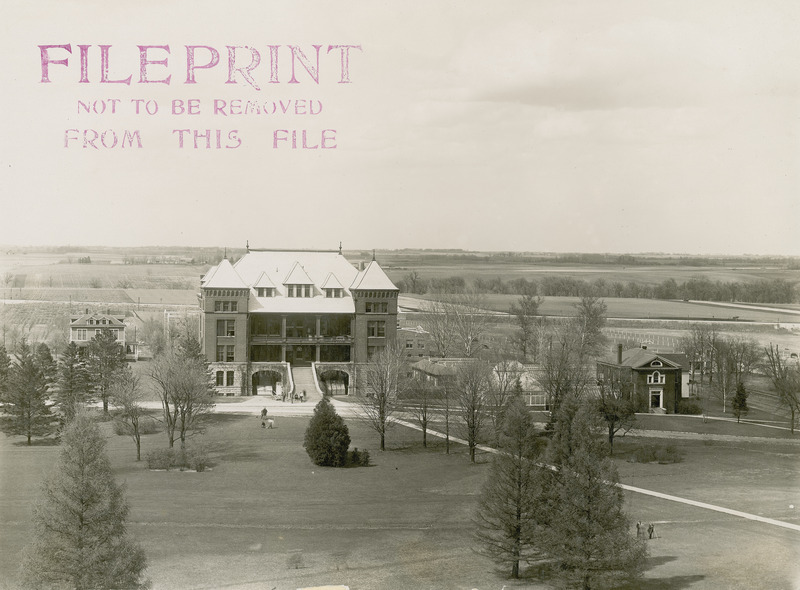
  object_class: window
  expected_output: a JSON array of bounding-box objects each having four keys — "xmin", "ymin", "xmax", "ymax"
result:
[
  {"xmin": 650, "ymin": 360, "xmax": 663, "ymax": 367},
  {"xmin": 75, "ymin": 328, "xmax": 87, "ymax": 341},
  {"xmin": 368, "ymin": 345, "xmax": 383, "ymax": 360},
  {"xmin": 216, "ymin": 371, "xmax": 224, "ymax": 386},
  {"xmin": 405, "ymin": 340, "xmax": 413, "ymax": 349},
  {"xmin": 367, "ymin": 321, "xmax": 385, "ymax": 337},
  {"xmin": 325, "ymin": 288, "xmax": 343, "ymax": 298},
  {"xmin": 257, "ymin": 287, "xmax": 274, "ymax": 297},
  {"xmin": 217, "ymin": 319, "xmax": 235, "ymax": 337},
  {"xmin": 304, "ymin": 285, "xmax": 311, "ymax": 297},
  {"xmin": 417, "ymin": 341, "xmax": 425, "ymax": 349},
  {"xmin": 226, "ymin": 371, "xmax": 235, "ymax": 386},
  {"xmin": 214, "ymin": 301, "xmax": 238, "ymax": 312},
  {"xmin": 647, "ymin": 371, "xmax": 665, "ymax": 385},
  {"xmin": 216, "ymin": 345, "xmax": 235, "ymax": 362},
  {"xmin": 365, "ymin": 302, "xmax": 388, "ymax": 313}
]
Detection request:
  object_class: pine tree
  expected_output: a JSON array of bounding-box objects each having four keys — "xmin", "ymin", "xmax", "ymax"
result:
[
  {"xmin": 474, "ymin": 397, "xmax": 546, "ymax": 578},
  {"xmin": 20, "ymin": 413, "xmax": 149, "ymax": 589},
  {"xmin": 0, "ymin": 340, "xmax": 56, "ymax": 445},
  {"xmin": 539, "ymin": 397, "xmax": 647, "ymax": 590},
  {"xmin": 86, "ymin": 329, "xmax": 127, "ymax": 414},
  {"xmin": 55, "ymin": 342, "xmax": 93, "ymax": 424},
  {"xmin": 0, "ymin": 344, "xmax": 10, "ymax": 399},
  {"xmin": 304, "ymin": 397, "xmax": 350, "ymax": 467},
  {"xmin": 732, "ymin": 381, "xmax": 749, "ymax": 424}
]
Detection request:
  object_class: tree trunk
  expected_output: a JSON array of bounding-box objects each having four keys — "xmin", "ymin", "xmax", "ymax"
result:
[
  {"xmin": 422, "ymin": 426, "xmax": 427, "ymax": 448},
  {"xmin": 380, "ymin": 431, "xmax": 385, "ymax": 451}
]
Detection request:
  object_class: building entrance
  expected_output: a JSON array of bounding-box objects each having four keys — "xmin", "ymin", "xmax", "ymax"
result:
[{"xmin": 286, "ymin": 345, "xmax": 315, "ymax": 367}]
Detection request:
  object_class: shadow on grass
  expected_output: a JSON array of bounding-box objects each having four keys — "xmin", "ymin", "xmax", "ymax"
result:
[
  {"xmin": 522, "ymin": 558, "xmax": 704, "ymax": 590},
  {"xmin": 617, "ymin": 574, "xmax": 706, "ymax": 589},
  {"xmin": 12, "ymin": 437, "xmax": 60, "ymax": 447}
]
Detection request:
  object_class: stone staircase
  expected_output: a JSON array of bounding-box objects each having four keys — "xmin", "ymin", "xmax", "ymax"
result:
[{"xmin": 290, "ymin": 366, "xmax": 322, "ymax": 404}]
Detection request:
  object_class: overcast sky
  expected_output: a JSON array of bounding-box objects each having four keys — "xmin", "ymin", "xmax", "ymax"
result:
[{"xmin": 1, "ymin": 1, "xmax": 798, "ymax": 255}]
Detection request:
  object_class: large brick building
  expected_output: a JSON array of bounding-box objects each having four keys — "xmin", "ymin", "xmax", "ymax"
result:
[{"xmin": 199, "ymin": 248, "xmax": 398, "ymax": 395}]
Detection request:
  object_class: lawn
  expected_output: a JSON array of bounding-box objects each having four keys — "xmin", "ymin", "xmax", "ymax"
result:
[{"xmin": 1, "ymin": 411, "xmax": 798, "ymax": 589}]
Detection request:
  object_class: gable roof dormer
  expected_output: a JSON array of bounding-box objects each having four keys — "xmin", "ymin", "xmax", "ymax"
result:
[
  {"xmin": 254, "ymin": 272, "xmax": 276, "ymax": 289},
  {"xmin": 283, "ymin": 262, "xmax": 315, "ymax": 285},
  {"xmin": 320, "ymin": 273, "xmax": 344, "ymax": 290}
]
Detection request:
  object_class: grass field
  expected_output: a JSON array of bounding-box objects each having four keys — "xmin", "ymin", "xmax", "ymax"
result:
[{"xmin": 1, "ymin": 410, "xmax": 799, "ymax": 590}]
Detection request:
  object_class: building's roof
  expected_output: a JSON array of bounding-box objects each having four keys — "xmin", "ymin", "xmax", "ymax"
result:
[
  {"xmin": 283, "ymin": 262, "xmax": 315, "ymax": 285},
  {"xmin": 204, "ymin": 249, "xmax": 397, "ymax": 314},
  {"xmin": 253, "ymin": 272, "xmax": 276, "ymax": 289},
  {"xmin": 660, "ymin": 353, "xmax": 690, "ymax": 371},
  {"xmin": 70, "ymin": 313, "xmax": 126, "ymax": 328},
  {"xmin": 412, "ymin": 358, "xmax": 457, "ymax": 377},
  {"xmin": 202, "ymin": 258, "xmax": 248, "ymax": 289},
  {"xmin": 601, "ymin": 347, "xmax": 682, "ymax": 370},
  {"xmin": 320, "ymin": 273, "xmax": 344, "ymax": 290},
  {"xmin": 350, "ymin": 260, "xmax": 398, "ymax": 291}
]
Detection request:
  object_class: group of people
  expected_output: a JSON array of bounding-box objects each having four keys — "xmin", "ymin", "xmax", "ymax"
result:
[{"xmin": 636, "ymin": 521, "xmax": 657, "ymax": 539}]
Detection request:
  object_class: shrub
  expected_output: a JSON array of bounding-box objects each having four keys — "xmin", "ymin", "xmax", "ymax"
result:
[
  {"xmin": 359, "ymin": 449, "xmax": 371, "ymax": 467},
  {"xmin": 112, "ymin": 416, "xmax": 160, "ymax": 436},
  {"xmin": 185, "ymin": 443, "xmax": 210, "ymax": 472},
  {"xmin": 350, "ymin": 447, "xmax": 361, "ymax": 465},
  {"xmin": 304, "ymin": 398, "xmax": 350, "ymax": 467},
  {"xmin": 146, "ymin": 448, "xmax": 176, "ymax": 470},
  {"xmin": 677, "ymin": 400, "xmax": 703, "ymax": 415},
  {"xmin": 628, "ymin": 443, "xmax": 684, "ymax": 464}
]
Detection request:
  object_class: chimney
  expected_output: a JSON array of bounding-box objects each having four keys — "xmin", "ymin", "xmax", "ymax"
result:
[{"xmin": 617, "ymin": 343, "xmax": 623, "ymax": 365}]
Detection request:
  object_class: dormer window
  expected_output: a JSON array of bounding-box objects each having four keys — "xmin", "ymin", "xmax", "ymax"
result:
[
  {"xmin": 325, "ymin": 288, "xmax": 343, "ymax": 298},
  {"xmin": 287, "ymin": 284, "xmax": 313, "ymax": 298},
  {"xmin": 257, "ymin": 287, "xmax": 275, "ymax": 297},
  {"xmin": 650, "ymin": 360, "xmax": 663, "ymax": 367}
]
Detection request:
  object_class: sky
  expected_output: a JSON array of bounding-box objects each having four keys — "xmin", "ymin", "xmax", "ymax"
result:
[{"xmin": 1, "ymin": 0, "xmax": 798, "ymax": 255}]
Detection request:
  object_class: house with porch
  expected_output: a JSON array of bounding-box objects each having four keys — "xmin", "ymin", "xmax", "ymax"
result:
[{"xmin": 596, "ymin": 345, "xmax": 688, "ymax": 414}]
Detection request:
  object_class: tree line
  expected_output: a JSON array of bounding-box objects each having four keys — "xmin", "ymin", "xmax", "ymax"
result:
[{"xmin": 399, "ymin": 270, "xmax": 797, "ymax": 304}]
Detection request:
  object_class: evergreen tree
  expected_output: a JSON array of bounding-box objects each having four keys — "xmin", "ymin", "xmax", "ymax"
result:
[
  {"xmin": 475, "ymin": 397, "xmax": 546, "ymax": 578},
  {"xmin": 0, "ymin": 340, "xmax": 56, "ymax": 445},
  {"xmin": 732, "ymin": 381, "xmax": 749, "ymax": 424},
  {"xmin": 20, "ymin": 413, "xmax": 149, "ymax": 589},
  {"xmin": 539, "ymin": 397, "xmax": 647, "ymax": 589},
  {"xmin": 304, "ymin": 397, "xmax": 350, "ymax": 467},
  {"xmin": 0, "ymin": 343, "xmax": 10, "ymax": 398},
  {"xmin": 55, "ymin": 342, "xmax": 93, "ymax": 424},
  {"xmin": 86, "ymin": 329, "xmax": 127, "ymax": 414}
]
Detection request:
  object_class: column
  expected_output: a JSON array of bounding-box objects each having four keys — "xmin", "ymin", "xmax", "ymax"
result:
[
  {"xmin": 315, "ymin": 315, "xmax": 321, "ymax": 338},
  {"xmin": 316, "ymin": 345, "xmax": 321, "ymax": 363},
  {"xmin": 281, "ymin": 315, "xmax": 287, "ymax": 338}
]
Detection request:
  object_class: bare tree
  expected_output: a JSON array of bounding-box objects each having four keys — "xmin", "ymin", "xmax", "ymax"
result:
[
  {"xmin": 359, "ymin": 343, "xmax": 408, "ymax": 451},
  {"xmin": 149, "ymin": 348, "xmax": 215, "ymax": 449},
  {"xmin": 452, "ymin": 289, "xmax": 493, "ymax": 358},
  {"xmin": 420, "ymin": 296, "xmax": 457, "ymax": 358},
  {"xmin": 456, "ymin": 360, "xmax": 492, "ymax": 462},
  {"xmin": 764, "ymin": 344, "xmax": 800, "ymax": 433},
  {"xmin": 509, "ymin": 294, "xmax": 544, "ymax": 362},
  {"xmin": 486, "ymin": 356, "xmax": 525, "ymax": 446},
  {"xmin": 681, "ymin": 323, "xmax": 719, "ymax": 386},
  {"xmin": 538, "ymin": 328, "xmax": 590, "ymax": 430},
  {"xmin": 403, "ymin": 376, "xmax": 440, "ymax": 448},
  {"xmin": 712, "ymin": 336, "xmax": 762, "ymax": 412},
  {"xmin": 595, "ymin": 374, "xmax": 636, "ymax": 454},
  {"xmin": 110, "ymin": 366, "xmax": 147, "ymax": 461},
  {"xmin": 573, "ymin": 296, "xmax": 607, "ymax": 358},
  {"xmin": 421, "ymin": 289, "xmax": 493, "ymax": 358}
]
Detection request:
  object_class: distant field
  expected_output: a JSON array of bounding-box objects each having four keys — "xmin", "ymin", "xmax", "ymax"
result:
[
  {"xmin": 4, "ymin": 263, "xmax": 207, "ymax": 291},
  {"xmin": 384, "ymin": 262, "xmax": 800, "ymax": 287},
  {"xmin": 404, "ymin": 294, "xmax": 795, "ymax": 323}
]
